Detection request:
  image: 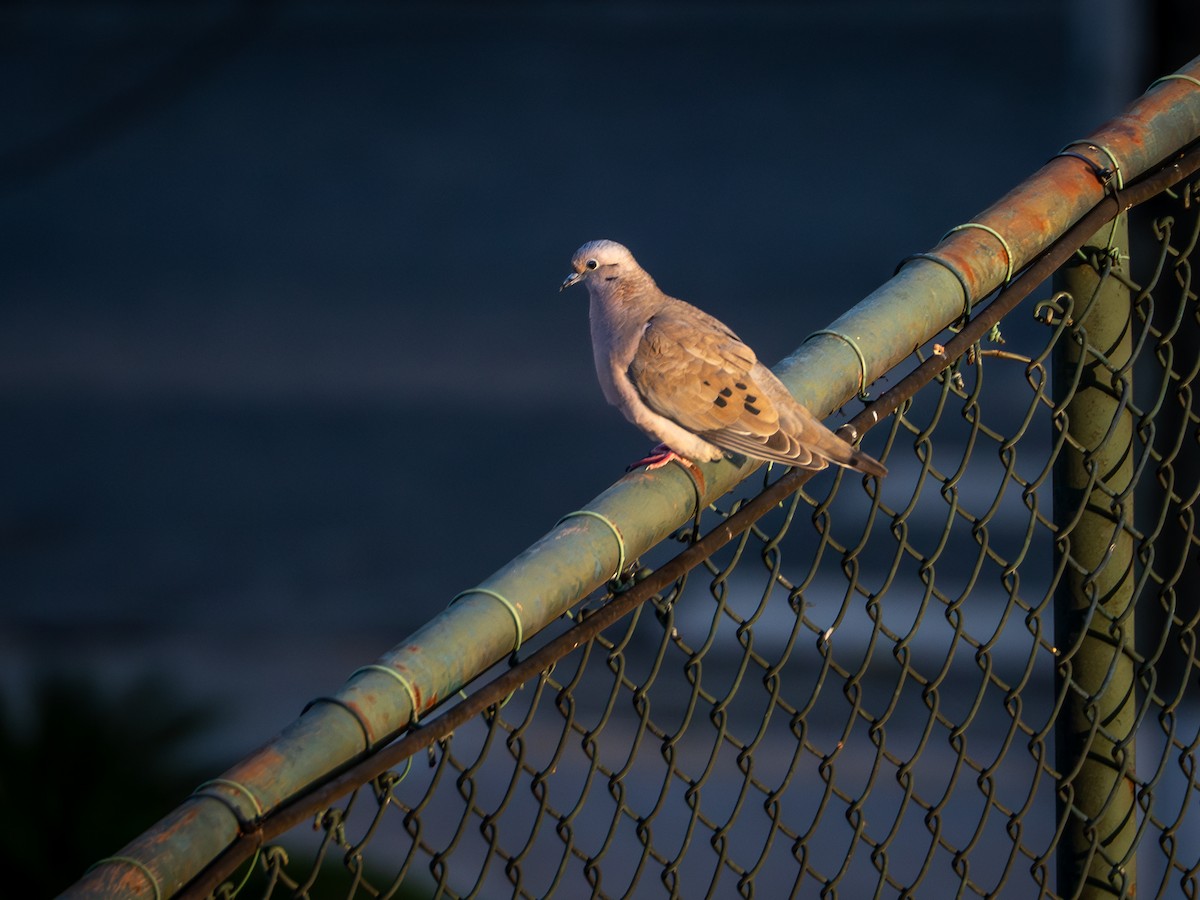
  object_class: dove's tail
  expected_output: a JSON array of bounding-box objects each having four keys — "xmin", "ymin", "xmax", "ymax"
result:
[
  {"xmin": 818, "ymin": 434, "xmax": 888, "ymax": 479},
  {"xmin": 842, "ymin": 446, "xmax": 888, "ymax": 479}
]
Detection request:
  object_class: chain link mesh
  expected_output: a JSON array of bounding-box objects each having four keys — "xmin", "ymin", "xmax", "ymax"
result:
[{"xmin": 202, "ymin": 173, "xmax": 1200, "ymax": 899}]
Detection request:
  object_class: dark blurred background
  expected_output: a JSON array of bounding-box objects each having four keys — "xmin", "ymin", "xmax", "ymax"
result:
[{"xmin": 0, "ymin": 1, "xmax": 1195, "ymax": 890}]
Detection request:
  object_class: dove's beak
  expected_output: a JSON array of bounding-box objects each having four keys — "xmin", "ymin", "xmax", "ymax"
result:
[{"xmin": 560, "ymin": 271, "xmax": 585, "ymax": 292}]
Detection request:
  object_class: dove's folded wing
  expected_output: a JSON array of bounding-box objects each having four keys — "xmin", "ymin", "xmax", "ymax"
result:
[{"xmin": 626, "ymin": 309, "xmax": 831, "ymax": 468}]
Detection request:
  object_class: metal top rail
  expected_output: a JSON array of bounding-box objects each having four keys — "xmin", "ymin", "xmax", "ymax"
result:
[{"xmin": 64, "ymin": 56, "xmax": 1200, "ymax": 900}]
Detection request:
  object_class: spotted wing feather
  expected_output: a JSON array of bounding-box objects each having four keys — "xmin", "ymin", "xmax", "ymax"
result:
[{"xmin": 626, "ymin": 308, "xmax": 830, "ymax": 468}]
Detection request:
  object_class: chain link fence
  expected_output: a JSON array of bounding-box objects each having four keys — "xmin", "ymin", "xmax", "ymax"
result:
[
  {"xmin": 66, "ymin": 70, "xmax": 1200, "ymax": 900},
  {"xmin": 201, "ymin": 157, "xmax": 1197, "ymax": 900}
]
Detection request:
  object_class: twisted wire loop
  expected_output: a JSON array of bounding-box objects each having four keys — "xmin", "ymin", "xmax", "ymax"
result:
[
  {"xmin": 1057, "ymin": 140, "xmax": 1126, "ymax": 190},
  {"xmin": 896, "ymin": 220, "xmax": 1017, "ymax": 376},
  {"xmin": 349, "ymin": 663, "xmax": 424, "ymax": 723},
  {"xmin": 896, "ymin": 251, "xmax": 975, "ymax": 320},
  {"xmin": 193, "ymin": 779, "xmax": 266, "ymax": 827},
  {"xmin": 943, "ymin": 222, "xmax": 1016, "ymax": 285},
  {"xmin": 555, "ymin": 509, "xmax": 628, "ymax": 581},
  {"xmin": 1148, "ymin": 73, "xmax": 1200, "ymax": 92},
  {"xmin": 300, "ymin": 695, "xmax": 374, "ymax": 750},
  {"xmin": 201, "ymin": 151, "xmax": 1200, "ymax": 900},
  {"xmin": 804, "ymin": 328, "xmax": 872, "ymax": 398},
  {"xmin": 449, "ymin": 588, "xmax": 524, "ymax": 655}
]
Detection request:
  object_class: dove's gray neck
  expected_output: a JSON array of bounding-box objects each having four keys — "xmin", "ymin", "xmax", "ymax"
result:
[
  {"xmin": 586, "ymin": 264, "xmax": 660, "ymax": 314},
  {"xmin": 585, "ymin": 264, "xmax": 658, "ymax": 382}
]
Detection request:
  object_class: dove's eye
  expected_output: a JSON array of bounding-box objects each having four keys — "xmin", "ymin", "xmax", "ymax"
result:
[{"xmin": 585, "ymin": 259, "xmax": 598, "ymax": 270}]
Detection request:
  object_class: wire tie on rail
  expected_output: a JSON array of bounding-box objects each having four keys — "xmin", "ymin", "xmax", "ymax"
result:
[
  {"xmin": 804, "ymin": 329, "xmax": 871, "ymax": 399},
  {"xmin": 1058, "ymin": 140, "xmax": 1124, "ymax": 190},
  {"xmin": 302, "ymin": 695, "xmax": 373, "ymax": 749},
  {"xmin": 193, "ymin": 778, "xmax": 265, "ymax": 826},
  {"xmin": 86, "ymin": 857, "xmax": 162, "ymax": 900},
  {"xmin": 350, "ymin": 664, "xmax": 423, "ymax": 724},
  {"xmin": 556, "ymin": 510, "xmax": 627, "ymax": 581},
  {"xmin": 942, "ymin": 222, "xmax": 1015, "ymax": 285},
  {"xmin": 1055, "ymin": 141, "xmax": 1128, "ymax": 263},
  {"xmin": 896, "ymin": 252, "xmax": 973, "ymax": 321},
  {"xmin": 448, "ymin": 589, "xmax": 524, "ymax": 655},
  {"xmin": 1149, "ymin": 73, "xmax": 1200, "ymax": 92},
  {"xmin": 1054, "ymin": 150, "xmax": 1113, "ymax": 185}
]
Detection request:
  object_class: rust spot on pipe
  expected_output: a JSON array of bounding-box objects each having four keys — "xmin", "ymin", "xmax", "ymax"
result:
[
  {"xmin": 227, "ymin": 747, "xmax": 287, "ymax": 781},
  {"xmin": 925, "ymin": 58, "xmax": 1200, "ymax": 305}
]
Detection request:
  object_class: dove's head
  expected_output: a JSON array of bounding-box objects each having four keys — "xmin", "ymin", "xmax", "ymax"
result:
[{"xmin": 560, "ymin": 240, "xmax": 641, "ymax": 293}]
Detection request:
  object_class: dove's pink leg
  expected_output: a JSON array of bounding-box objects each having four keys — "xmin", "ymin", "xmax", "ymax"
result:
[
  {"xmin": 628, "ymin": 443, "xmax": 681, "ymax": 470},
  {"xmin": 627, "ymin": 444, "xmax": 706, "ymax": 494}
]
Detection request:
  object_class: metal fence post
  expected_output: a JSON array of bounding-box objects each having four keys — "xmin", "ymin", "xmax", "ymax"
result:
[{"xmin": 1053, "ymin": 214, "xmax": 1139, "ymax": 899}]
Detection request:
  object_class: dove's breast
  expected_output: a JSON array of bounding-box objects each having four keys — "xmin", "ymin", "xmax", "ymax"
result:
[{"xmin": 588, "ymin": 297, "xmax": 644, "ymax": 407}]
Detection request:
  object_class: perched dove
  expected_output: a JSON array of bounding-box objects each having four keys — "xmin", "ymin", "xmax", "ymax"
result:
[{"xmin": 561, "ymin": 240, "xmax": 887, "ymax": 480}]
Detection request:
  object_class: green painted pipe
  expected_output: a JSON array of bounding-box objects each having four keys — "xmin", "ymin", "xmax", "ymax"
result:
[
  {"xmin": 63, "ymin": 57, "xmax": 1200, "ymax": 900},
  {"xmin": 1053, "ymin": 217, "xmax": 1139, "ymax": 899}
]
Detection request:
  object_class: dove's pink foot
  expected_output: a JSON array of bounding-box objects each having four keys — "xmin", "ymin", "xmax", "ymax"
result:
[
  {"xmin": 627, "ymin": 444, "xmax": 706, "ymax": 494},
  {"xmin": 628, "ymin": 443, "xmax": 681, "ymax": 470}
]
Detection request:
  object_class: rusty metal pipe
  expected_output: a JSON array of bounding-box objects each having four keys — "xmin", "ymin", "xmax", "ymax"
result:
[{"xmin": 63, "ymin": 56, "xmax": 1200, "ymax": 900}]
